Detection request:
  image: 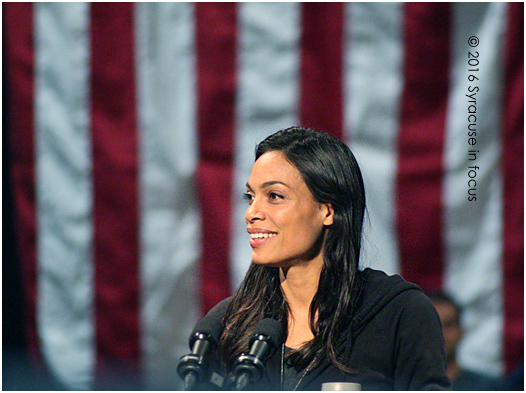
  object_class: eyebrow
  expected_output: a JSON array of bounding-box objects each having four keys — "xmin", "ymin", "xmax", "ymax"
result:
[{"xmin": 245, "ymin": 180, "xmax": 291, "ymax": 191}]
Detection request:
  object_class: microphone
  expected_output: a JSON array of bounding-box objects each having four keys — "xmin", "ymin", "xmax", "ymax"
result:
[
  {"xmin": 233, "ymin": 318, "xmax": 284, "ymax": 391},
  {"xmin": 177, "ymin": 301, "xmax": 227, "ymax": 390}
]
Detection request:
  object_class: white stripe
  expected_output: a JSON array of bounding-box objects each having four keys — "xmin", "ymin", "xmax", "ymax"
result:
[
  {"xmin": 135, "ymin": 3, "xmax": 200, "ymax": 389},
  {"xmin": 230, "ymin": 3, "xmax": 301, "ymax": 289},
  {"xmin": 443, "ymin": 2, "xmax": 507, "ymax": 376},
  {"xmin": 34, "ymin": 3, "xmax": 94, "ymax": 389},
  {"xmin": 343, "ymin": 2, "xmax": 403, "ymax": 275}
]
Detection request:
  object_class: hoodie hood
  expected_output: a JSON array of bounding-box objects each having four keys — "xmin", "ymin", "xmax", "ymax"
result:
[
  {"xmin": 351, "ymin": 267, "xmax": 423, "ymax": 337},
  {"xmin": 296, "ymin": 268, "xmax": 427, "ymax": 390}
]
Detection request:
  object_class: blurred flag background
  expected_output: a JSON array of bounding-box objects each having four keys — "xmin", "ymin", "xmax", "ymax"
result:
[{"xmin": 3, "ymin": 2, "xmax": 523, "ymax": 390}]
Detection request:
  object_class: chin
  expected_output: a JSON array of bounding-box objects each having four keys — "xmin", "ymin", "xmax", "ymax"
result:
[
  {"xmin": 252, "ymin": 259, "xmax": 274, "ymax": 266},
  {"xmin": 252, "ymin": 258, "xmax": 292, "ymax": 270},
  {"xmin": 251, "ymin": 255, "xmax": 281, "ymax": 267}
]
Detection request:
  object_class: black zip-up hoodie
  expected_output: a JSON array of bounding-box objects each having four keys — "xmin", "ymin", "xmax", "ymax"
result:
[{"xmin": 199, "ymin": 268, "xmax": 450, "ymax": 390}]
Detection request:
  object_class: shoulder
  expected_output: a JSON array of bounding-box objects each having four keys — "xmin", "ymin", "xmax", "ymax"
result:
[
  {"xmin": 364, "ymin": 268, "xmax": 439, "ymax": 325},
  {"xmin": 356, "ymin": 268, "xmax": 443, "ymax": 353},
  {"xmin": 360, "ymin": 268, "xmax": 433, "ymax": 303},
  {"xmin": 360, "ymin": 267, "xmax": 419, "ymax": 290},
  {"xmin": 356, "ymin": 268, "xmax": 432, "ymax": 319}
]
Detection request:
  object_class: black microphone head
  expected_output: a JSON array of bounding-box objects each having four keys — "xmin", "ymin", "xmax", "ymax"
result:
[
  {"xmin": 189, "ymin": 298, "xmax": 228, "ymax": 348},
  {"xmin": 249, "ymin": 318, "xmax": 284, "ymax": 350},
  {"xmin": 232, "ymin": 318, "xmax": 284, "ymax": 389}
]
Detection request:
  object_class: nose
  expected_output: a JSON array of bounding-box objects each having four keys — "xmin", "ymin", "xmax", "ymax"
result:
[{"xmin": 245, "ymin": 197, "xmax": 265, "ymax": 224}]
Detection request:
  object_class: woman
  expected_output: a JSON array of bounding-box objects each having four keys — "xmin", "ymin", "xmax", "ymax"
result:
[{"xmin": 201, "ymin": 127, "xmax": 449, "ymax": 390}]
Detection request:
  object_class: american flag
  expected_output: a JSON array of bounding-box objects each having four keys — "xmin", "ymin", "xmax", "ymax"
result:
[{"xmin": 3, "ymin": 3, "xmax": 523, "ymax": 390}]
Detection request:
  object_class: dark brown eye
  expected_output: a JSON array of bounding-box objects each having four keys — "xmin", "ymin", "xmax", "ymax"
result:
[
  {"xmin": 268, "ymin": 192, "xmax": 284, "ymax": 200},
  {"xmin": 243, "ymin": 193, "xmax": 254, "ymax": 203}
]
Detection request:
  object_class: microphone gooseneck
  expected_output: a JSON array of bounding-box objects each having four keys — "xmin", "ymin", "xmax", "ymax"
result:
[
  {"xmin": 177, "ymin": 302, "xmax": 226, "ymax": 390},
  {"xmin": 233, "ymin": 318, "xmax": 285, "ymax": 391}
]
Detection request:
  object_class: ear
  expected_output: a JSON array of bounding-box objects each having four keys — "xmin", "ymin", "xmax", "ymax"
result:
[{"xmin": 322, "ymin": 203, "xmax": 334, "ymax": 226}]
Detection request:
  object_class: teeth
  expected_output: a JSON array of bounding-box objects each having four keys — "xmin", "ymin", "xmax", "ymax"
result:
[{"xmin": 250, "ymin": 233, "xmax": 277, "ymax": 239}]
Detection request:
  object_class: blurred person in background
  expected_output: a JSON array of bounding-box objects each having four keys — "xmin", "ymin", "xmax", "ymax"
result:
[{"xmin": 428, "ymin": 292, "xmax": 506, "ymax": 390}]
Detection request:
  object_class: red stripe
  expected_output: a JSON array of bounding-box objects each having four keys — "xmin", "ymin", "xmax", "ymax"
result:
[
  {"xmin": 195, "ymin": 3, "xmax": 237, "ymax": 314},
  {"xmin": 3, "ymin": 3, "xmax": 40, "ymax": 363},
  {"xmin": 396, "ymin": 3, "xmax": 450, "ymax": 291},
  {"xmin": 502, "ymin": 3, "xmax": 524, "ymax": 374},
  {"xmin": 300, "ymin": 3, "xmax": 344, "ymax": 140},
  {"xmin": 90, "ymin": 3, "xmax": 141, "ymax": 385}
]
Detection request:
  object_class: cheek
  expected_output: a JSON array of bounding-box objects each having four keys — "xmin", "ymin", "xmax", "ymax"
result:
[{"xmin": 283, "ymin": 212, "xmax": 324, "ymax": 244}]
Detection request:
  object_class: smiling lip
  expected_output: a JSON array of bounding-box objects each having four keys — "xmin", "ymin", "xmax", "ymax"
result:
[{"xmin": 247, "ymin": 228, "xmax": 277, "ymax": 247}]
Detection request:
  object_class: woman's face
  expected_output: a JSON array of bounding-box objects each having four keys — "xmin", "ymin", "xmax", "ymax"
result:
[{"xmin": 244, "ymin": 151, "xmax": 333, "ymax": 267}]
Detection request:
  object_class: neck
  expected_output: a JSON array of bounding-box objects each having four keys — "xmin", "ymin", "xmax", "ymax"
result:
[
  {"xmin": 280, "ymin": 258, "xmax": 322, "ymax": 310},
  {"xmin": 280, "ymin": 257, "xmax": 323, "ymax": 348}
]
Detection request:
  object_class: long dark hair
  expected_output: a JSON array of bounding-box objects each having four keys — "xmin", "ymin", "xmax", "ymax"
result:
[{"xmin": 220, "ymin": 127, "xmax": 366, "ymax": 372}]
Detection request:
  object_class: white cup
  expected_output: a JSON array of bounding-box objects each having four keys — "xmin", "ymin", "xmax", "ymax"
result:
[{"xmin": 321, "ymin": 382, "xmax": 361, "ymax": 391}]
